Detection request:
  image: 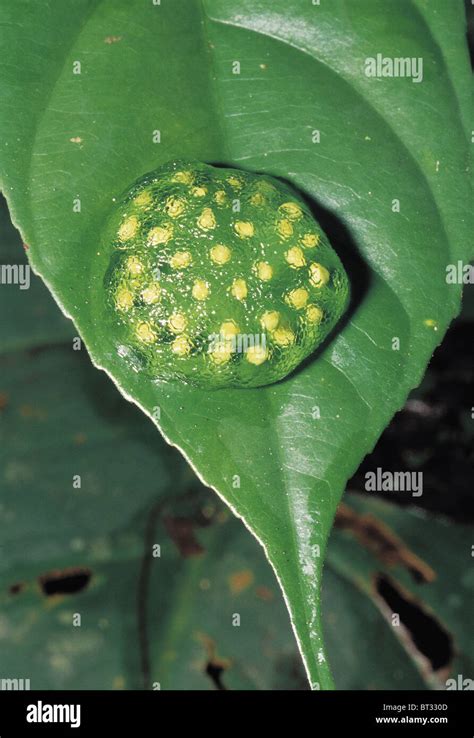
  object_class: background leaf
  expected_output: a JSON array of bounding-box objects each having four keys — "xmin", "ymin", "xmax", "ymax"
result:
[
  {"xmin": 0, "ymin": 0, "xmax": 471, "ymax": 687},
  {"xmin": 1, "ymin": 194, "xmax": 473, "ymax": 689},
  {"xmin": 327, "ymin": 495, "xmax": 474, "ymax": 689}
]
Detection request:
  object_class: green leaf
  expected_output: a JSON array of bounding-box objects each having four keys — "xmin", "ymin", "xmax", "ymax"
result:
[
  {"xmin": 2, "ymin": 197, "xmax": 471, "ymax": 691},
  {"xmin": 0, "ymin": 0, "xmax": 471, "ymax": 687},
  {"xmin": 0, "ymin": 196, "xmax": 73, "ymax": 353},
  {"xmin": 325, "ymin": 494, "xmax": 474, "ymax": 689}
]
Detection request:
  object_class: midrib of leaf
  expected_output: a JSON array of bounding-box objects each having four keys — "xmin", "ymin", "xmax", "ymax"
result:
[
  {"xmin": 153, "ymin": 379, "xmax": 336, "ymax": 687},
  {"xmin": 199, "ymin": 0, "xmax": 232, "ymax": 165},
  {"xmin": 266, "ymin": 390, "xmax": 335, "ymax": 689}
]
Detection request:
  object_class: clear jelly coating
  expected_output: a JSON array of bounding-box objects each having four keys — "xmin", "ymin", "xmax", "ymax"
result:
[{"xmin": 103, "ymin": 160, "xmax": 350, "ymax": 389}]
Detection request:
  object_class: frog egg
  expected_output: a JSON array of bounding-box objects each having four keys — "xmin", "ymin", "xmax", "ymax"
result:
[{"xmin": 102, "ymin": 159, "xmax": 350, "ymax": 389}]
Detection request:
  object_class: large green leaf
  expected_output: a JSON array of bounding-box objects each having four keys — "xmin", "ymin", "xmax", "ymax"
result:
[
  {"xmin": 3, "ymin": 194, "xmax": 472, "ymax": 691},
  {"xmin": 0, "ymin": 0, "xmax": 471, "ymax": 687},
  {"xmin": 326, "ymin": 494, "xmax": 474, "ymax": 689}
]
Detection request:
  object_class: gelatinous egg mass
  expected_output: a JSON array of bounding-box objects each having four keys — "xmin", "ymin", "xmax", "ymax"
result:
[{"xmin": 102, "ymin": 160, "xmax": 350, "ymax": 389}]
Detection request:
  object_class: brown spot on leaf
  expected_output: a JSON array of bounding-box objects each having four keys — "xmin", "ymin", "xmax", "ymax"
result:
[
  {"xmin": 9, "ymin": 581, "xmax": 25, "ymax": 595},
  {"xmin": 335, "ymin": 502, "xmax": 436, "ymax": 583},
  {"xmin": 228, "ymin": 569, "xmax": 254, "ymax": 595},
  {"xmin": 163, "ymin": 516, "xmax": 204, "ymax": 558},
  {"xmin": 104, "ymin": 35, "xmax": 122, "ymax": 44},
  {"xmin": 19, "ymin": 404, "xmax": 46, "ymax": 421},
  {"xmin": 74, "ymin": 432, "xmax": 87, "ymax": 445},
  {"xmin": 255, "ymin": 585, "xmax": 274, "ymax": 601},
  {"xmin": 69, "ymin": 137, "xmax": 83, "ymax": 144}
]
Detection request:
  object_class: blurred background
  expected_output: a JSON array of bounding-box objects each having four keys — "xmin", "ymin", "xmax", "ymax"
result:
[{"xmin": 0, "ymin": 190, "xmax": 472, "ymax": 690}]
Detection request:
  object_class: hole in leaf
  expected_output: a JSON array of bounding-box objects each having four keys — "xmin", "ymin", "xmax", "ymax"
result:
[
  {"xmin": 198, "ymin": 633, "xmax": 230, "ymax": 690},
  {"xmin": 374, "ymin": 573, "xmax": 453, "ymax": 673},
  {"xmin": 39, "ymin": 567, "xmax": 92, "ymax": 596},
  {"xmin": 205, "ymin": 660, "xmax": 227, "ymax": 691}
]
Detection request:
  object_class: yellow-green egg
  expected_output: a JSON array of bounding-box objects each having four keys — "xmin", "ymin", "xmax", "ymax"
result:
[{"xmin": 102, "ymin": 159, "xmax": 349, "ymax": 388}]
